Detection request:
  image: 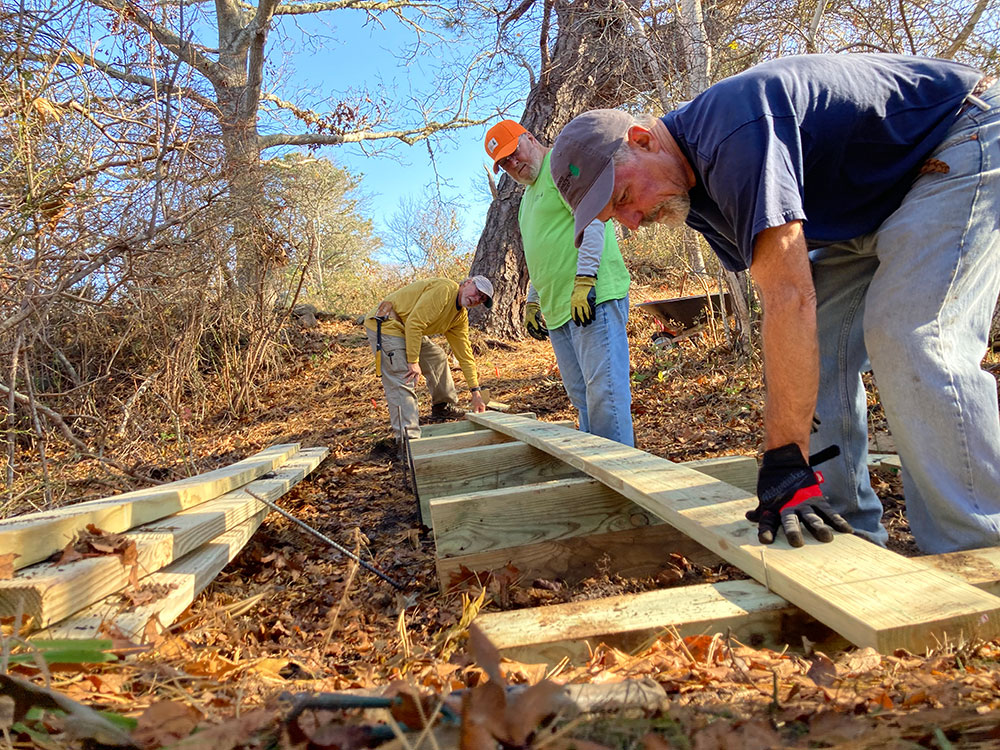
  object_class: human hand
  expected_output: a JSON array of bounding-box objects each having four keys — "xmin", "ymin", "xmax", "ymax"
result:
[
  {"xmin": 524, "ymin": 302, "xmax": 548, "ymax": 340},
  {"xmin": 471, "ymin": 390, "xmax": 487, "ymax": 413},
  {"xmin": 748, "ymin": 443, "xmax": 853, "ymax": 547},
  {"xmin": 570, "ymin": 276, "xmax": 597, "ymax": 327},
  {"xmin": 404, "ymin": 362, "xmax": 421, "ymax": 385}
]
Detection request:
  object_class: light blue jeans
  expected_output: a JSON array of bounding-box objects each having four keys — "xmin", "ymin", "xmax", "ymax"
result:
[
  {"xmin": 810, "ymin": 81, "xmax": 1000, "ymax": 554},
  {"xmin": 549, "ymin": 296, "xmax": 634, "ymax": 447}
]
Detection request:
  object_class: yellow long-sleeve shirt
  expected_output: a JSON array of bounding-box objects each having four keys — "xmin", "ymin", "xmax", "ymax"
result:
[{"xmin": 364, "ymin": 278, "xmax": 479, "ymax": 389}]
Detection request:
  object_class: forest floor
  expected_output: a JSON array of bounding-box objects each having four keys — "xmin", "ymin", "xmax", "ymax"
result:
[{"xmin": 6, "ymin": 283, "xmax": 1000, "ymax": 750}]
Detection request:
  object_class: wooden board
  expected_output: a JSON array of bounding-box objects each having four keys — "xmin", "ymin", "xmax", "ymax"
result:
[
  {"xmin": 417, "ymin": 413, "xmax": 536, "ymax": 439},
  {"xmin": 476, "ymin": 546, "xmax": 1000, "ymax": 664},
  {"xmin": 0, "ymin": 448, "xmax": 328, "ymax": 631},
  {"xmin": 409, "ymin": 430, "xmax": 518, "ymax": 458},
  {"xmin": 1, "ymin": 444, "xmax": 301, "ymax": 571},
  {"xmin": 412, "ymin": 442, "xmax": 582, "ymax": 524},
  {"xmin": 476, "ymin": 580, "xmax": 831, "ymax": 664},
  {"xmin": 38, "ymin": 513, "xmax": 266, "ymax": 641},
  {"xmin": 466, "ymin": 412, "xmax": 1000, "ymax": 653},
  {"xmin": 430, "ymin": 456, "xmax": 754, "ymax": 558},
  {"xmin": 410, "ymin": 420, "xmax": 576, "ymax": 458}
]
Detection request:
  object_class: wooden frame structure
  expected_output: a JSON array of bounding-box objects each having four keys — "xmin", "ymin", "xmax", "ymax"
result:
[
  {"xmin": 409, "ymin": 413, "xmax": 1000, "ymax": 655},
  {"xmin": 1, "ymin": 445, "xmax": 328, "ymax": 639}
]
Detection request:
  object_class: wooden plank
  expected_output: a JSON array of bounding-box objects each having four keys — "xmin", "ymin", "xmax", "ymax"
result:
[
  {"xmin": 410, "ymin": 420, "xmax": 576, "ymax": 458},
  {"xmin": 417, "ymin": 412, "xmax": 537, "ymax": 439},
  {"xmin": 409, "ymin": 430, "xmax": 518, "ymax": 458},
  {"xmin": 431, "ymin": 458, "xmax": 751, "ymax": 590},
  {"xmin": 685, "ymin": 455, "xmax": 757, "ymax": 495},
  {"xmin": 431, "ymin": 456, "xmax": 752, "ymax": 558},
  {"xmin": 466, "ymin": 412, "xmax": 1000, "ymax": 653},
  {"xmin": 412, "ymin": 442, "xmax": 582, "ymax": 525},
  {"xmin": 38, "ymin": 513, "xmax": 265, "ymax": 641},
  {"xmin": 476, "ymin": 546, "xmax": 1000, "ymax": 664},
  {"xmin": 436, "ymin": 523, "xmax": 722, "ymax": 591},
  {"xmin": 0, "ymin": 448, "xmax": 328, "ymax": 631},
  {"xmin": 475, "ymin": 580, "xmax": 832, "ymax": 664},
  {"xmin": 1, "ymin": 444, "xmax": 301, "ymax": 571}
]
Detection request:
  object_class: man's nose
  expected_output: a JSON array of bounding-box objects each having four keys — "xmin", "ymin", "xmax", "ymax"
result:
[{"xmin": 616, "ymin": 209, "xmax": 641, "ymax": 231}]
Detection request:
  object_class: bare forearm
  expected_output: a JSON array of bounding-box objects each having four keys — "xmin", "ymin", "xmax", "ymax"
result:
[{"xmin": 750, "ymin": 223, "xmax": 818, "ymax": 457}]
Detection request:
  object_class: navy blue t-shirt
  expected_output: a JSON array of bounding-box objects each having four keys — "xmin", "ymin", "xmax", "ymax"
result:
[{"xmin": 662, "ymin": 53, "xmax": 982, "ymax": 271}]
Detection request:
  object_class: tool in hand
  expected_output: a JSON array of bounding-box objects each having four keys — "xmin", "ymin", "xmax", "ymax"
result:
[{"xmin": 373, "ymin": 300, "xmax": 395, "ymax": 376}]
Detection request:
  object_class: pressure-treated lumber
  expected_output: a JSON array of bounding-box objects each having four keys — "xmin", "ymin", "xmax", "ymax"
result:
[
  {"xmin": 466, "ymin": 412, "xmax": 1000, "ymax": 653},
  {"xmin": 411, "ymin": 441, "xmax": 582, "ymax": 524},
  {"xmin": 0, "ymin": 448, "xmax": 328, "ymax": 631},
  {"xmin": 476, "ymin": 546, "xmax": 1000, "ymax": 664},
  {"xmin": 476, "ymin": 580, "xmax": 829, "ymax": 663},
  {"xmin": 409, "ymin": 420, "xmax": 576, "ymax": 458},
  {"xmin": 409, "ymin": 430, "xmax": 518, "ymax": 458},
  {"xmin": 431, "ymin": 455, "xmax": 754, "ymax": 558},
  {"xmin": 38, "ymin": 513, "xmax": 266, "ymax": 641},
  {"xmin": 417, "ymin": 413, "xmax": 536, "ymax": 439},
  {"xmin": 1, "ymin": 444, "xmax": 300, "ymax": 571},
  {"xmin": 430, "ymin": 456, "xmax": 754, "ymax": 588}
]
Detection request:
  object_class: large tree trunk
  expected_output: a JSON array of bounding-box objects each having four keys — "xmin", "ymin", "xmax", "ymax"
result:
[{"xmin": 470, "ymin": 0, "xmax": 644, "ymax": 336}]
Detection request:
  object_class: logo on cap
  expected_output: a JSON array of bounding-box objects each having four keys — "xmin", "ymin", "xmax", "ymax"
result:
[
  {"xmin": 569, "ymin": 164, "xmax": 580, "ymax": 177},
  {"xmin": 487, "ymin": 137, "xmax": 498, "ymax": 154}
]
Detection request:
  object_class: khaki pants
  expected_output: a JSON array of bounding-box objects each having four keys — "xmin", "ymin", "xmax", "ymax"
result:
[{"xmin": 367, "ymin": 329, "xmax": 458, "ymax": 440}]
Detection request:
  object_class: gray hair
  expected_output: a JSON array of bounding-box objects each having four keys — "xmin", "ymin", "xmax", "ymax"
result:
[{"xmin": 613, "ymin": 112, "xmax": 660, "ymax": 166}]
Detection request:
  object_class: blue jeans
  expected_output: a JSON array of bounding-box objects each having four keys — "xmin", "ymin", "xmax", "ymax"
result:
[
  {"xmin": 549, "ymin": 296, "xmax": 634, "ymax": 446},
  {"xmin": 810, "ymin": 81, "xmax": 1000, "ymax": 554}
]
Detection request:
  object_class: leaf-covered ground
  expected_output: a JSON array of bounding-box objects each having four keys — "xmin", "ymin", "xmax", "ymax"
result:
[{"xmin": 5, "ymin": 288, "xmax": 1000, "ymax": 749}]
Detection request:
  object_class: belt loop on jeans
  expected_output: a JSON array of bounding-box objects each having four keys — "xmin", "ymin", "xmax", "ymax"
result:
[{"xmin": 961, "ymin": 75, "xmax": 996, "ymax": 114}]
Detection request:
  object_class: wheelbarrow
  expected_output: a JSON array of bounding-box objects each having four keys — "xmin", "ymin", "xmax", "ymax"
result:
[{"xmin": 635, "ymin": 292, "xmax": 733, "ymax": 344}]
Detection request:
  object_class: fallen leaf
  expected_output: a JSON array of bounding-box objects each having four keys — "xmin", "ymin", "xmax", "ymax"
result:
[
  {"xmin": 132, "ymin": 701, "xmax": 201, "ymax": 748},
  {"xmin": 167, "ymin": 709, "xmax": 271, "ymax": 750},
  {"xmin": 806, "ymin": 652, "xmax": 838, "ymax": 686},
  {"xmin": 841, "ymin": 647, "xmax": 882, "ymax": 677},
  {"xmin": 0, "ymin": 553, "xmax": 18, "ymax": 579}
]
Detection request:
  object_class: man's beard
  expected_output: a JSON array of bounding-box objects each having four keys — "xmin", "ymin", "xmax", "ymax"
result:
[{"xmin": 639, "ymin": 193, "xmax": 691, "ymax": 228}]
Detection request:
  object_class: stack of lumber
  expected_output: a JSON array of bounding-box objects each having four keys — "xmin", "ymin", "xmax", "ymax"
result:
[
  {"xmin": 409, "ymin": 413, "xmax": 1000, "ymax": 657},
  {"xmin": 0, "ymin": 443, "xmax": 327, "ymax": 640}
]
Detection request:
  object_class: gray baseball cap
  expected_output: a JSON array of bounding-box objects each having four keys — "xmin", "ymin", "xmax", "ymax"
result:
[
  {"xmin": 550, "ymin": 109, "xmax": 634, "ymax": 247},
  {"xmin": 470, "ymin": 275, "xmax": 494, "ymax": 308}
]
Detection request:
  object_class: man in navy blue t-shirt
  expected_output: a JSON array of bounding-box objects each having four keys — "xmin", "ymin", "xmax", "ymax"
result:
[{"xmin": 550, "ymin": 54, "xmax": 1000, "ymax": 555}]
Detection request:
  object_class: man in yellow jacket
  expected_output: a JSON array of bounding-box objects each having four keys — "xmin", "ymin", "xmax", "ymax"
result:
[{"xmin": 364, "ymin": 276, "xmax": 493, "ymax": 444}]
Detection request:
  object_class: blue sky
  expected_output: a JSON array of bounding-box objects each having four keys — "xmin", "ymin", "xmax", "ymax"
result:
[{"xmin": 273, "ymin": 10, "xmax": 523, "ymax": 253}]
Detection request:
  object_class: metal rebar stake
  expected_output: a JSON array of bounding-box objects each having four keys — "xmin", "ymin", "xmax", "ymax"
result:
[{"xmin": 246, "ymin": 489, "xmax": 406, "ymax": 590}]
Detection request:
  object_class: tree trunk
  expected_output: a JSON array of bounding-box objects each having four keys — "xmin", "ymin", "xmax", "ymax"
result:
[{"xmin": 471, "ymin": 0, "xmax": 643, "ymax": 336}]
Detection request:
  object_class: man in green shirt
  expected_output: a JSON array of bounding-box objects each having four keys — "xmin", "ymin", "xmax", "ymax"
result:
[
  {"xmin": 364, "ymin": 276, "xmax": 492, "ymax": 444},
  {"xmin": 485, "ymin": 120, "xmax": 633, "ymax": 445}
]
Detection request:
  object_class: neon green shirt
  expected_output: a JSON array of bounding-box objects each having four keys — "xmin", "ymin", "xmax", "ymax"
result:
[{"xmin": 518, "ymin": 151, "xmax": 630, "ymax": 329}]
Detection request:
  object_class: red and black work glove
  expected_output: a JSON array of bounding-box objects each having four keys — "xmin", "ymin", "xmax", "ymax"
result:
[{"xmin": 748, "ymin": 444, "xmax": 853, "ymax": 547}]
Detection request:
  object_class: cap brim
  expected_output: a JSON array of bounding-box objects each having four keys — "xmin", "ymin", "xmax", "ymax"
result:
[
  {"xmin": 572, "ymin": 159, "xmax": 615, "ymax": 247},
  {"xmin": 490, "ymin": 141, "xmax": 519, "ymax": 174}
]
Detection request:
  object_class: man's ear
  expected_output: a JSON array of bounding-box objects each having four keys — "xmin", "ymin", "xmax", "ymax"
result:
[{"xmin": 626, "ymin": 125, "xmax": 656, "ymax": 152}]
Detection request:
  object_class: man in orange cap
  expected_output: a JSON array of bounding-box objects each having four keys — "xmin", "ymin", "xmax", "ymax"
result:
[{"xmin": 485, "ymin": 120, "xmax": 634, "ymax": 446}]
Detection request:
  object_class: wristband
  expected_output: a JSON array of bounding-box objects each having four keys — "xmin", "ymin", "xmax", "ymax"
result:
[{"xmin": 470, "ymin": 387, "xmax": 481, "ymax": 392}]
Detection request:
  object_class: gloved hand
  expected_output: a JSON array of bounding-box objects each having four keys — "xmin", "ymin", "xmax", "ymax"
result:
[
  {"xmin": 748, "ymin": 443, "xmax": 853, "ymax": 547},
  {"xmin": 571, "ymin": 275, "xmax": 597, "ymax": 327},
  {"xmin": 524, "ymin": 302, "xmax": 548, "ymax": 341}
]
